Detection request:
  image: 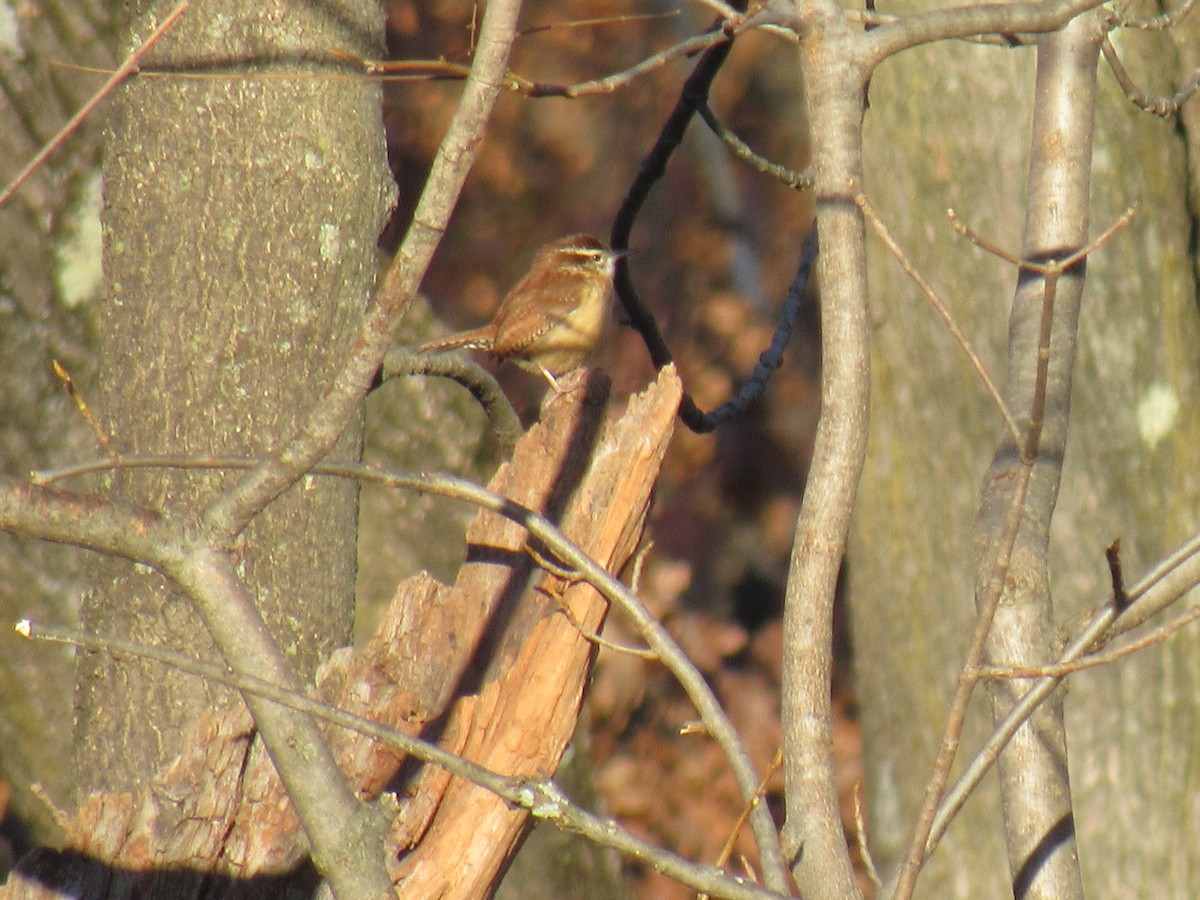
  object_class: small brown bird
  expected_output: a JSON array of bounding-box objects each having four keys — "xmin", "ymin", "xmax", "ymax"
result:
[{"xmin": 415, "ymin": 234, "xmax": 622, "ymax": 390}]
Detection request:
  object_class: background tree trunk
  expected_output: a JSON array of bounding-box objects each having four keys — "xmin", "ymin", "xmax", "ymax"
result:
[
  {"xmin": 852, "ymin": 15, "xmax": 1200, "ymax": 898},
  {"xmin": 76, "ymin": 0, "xmax": 392, "ymax": 798},
  {"xmin": 0, "ymin": 0, "xmax": 113, "ymax": 845}
]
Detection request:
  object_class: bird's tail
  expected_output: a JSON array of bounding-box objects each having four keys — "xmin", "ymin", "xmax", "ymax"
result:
[{"xmin": 414, "ymin": 325, "xmax": 495, "ymax": 355}]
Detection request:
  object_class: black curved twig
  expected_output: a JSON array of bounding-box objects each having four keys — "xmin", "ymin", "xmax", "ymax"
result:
[
  {"xmin": 695, "ymin": 222, "xmax": 818, "ymax": 431},
  {"xmin": 609, "ymin": 15, "xmax": 739, "ymax": 391},
  {"xmin": 610, "ymin": 5, "xmax": 816, "ymax": 435}
]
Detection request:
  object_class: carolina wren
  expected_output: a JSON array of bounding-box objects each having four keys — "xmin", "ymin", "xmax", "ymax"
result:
[{"xmin": 415, "ymin": 234, "xmax": 622, "ymax": 389}]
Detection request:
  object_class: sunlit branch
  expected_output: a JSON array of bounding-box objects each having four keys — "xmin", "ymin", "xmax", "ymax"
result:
[
  {"xmin": 861, "ymin": 0, "xmax": 1109, "ymax": 67},
  {"xmin": 696, "ymin": 101, "xmax": 813, "ymax": 190}
]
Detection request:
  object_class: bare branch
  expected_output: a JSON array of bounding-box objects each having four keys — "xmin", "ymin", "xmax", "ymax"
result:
[
  {"xmin": 981, "ymin": 602, "xmax": 1200, "ymax": 678},
  {"xmin": 380, "ymin": 347, "xmax": 522, "ymax": 456},
  {"xmin": 522, "ymin": 11, "xmax": 779, "ymax": 98},
  {"xmin": 932, "ymin": 527, "xmax": 1200, "ymax": 853},
  {"xmin": 779, "ymin": 3, "xmax": 872, "ymax": 894},
  {"xmin": 611, "ymin": 20, "xmax": 739, "ymax": 433},
  {"xmin": 691, "ymin": 224, "xmax": 819, "ymax": 431},
  {"xmin": 894, "ymin": 15, "xmax": 1108, "ymax": 897},
  {"xmin": 1106, "ymin": 538, "xmax": 1130, "ymax": 611},
  {"xmin": 696, "ymin": 101, "xmax": 814, "ymax": 190},
  {"xmin": 22, "ymin": 445, "xmax": 790, "ymax": 892},
  {"xmin": 112, "ymin": 11, "xmax": 793, "ymax": 102},
  {"xmin": 844, "ymin": 7, "xmax": 1040, "ymax": 44},
  {"xmin": 610, "ymin": 21, "xmax": 816, "ymax": 437},
  {"xmin": 861, "ymin": 0, "xmax": 1108, "ymax": 68},
  {"xmin": 1110, "ymin": 0, "xmax": 1197, "ymax": 31},
  {"xmin": 887, "ymin": 456, "xmax": 1036, "ymax": 900},
  {"xmin": 1101, "ymin": 37, "xmax": 1200, "ymax": 117},
  {"xmin": 0, "ymin": 478, "xmax": 395, "ymax": 898},
  {"xmin": 51, "ymin": 359, "xmax": 115, "ymax": 458},
  {"xmin": 853, "ymin": 782, "xmax": 882, "ymax": 891},
  {"xmin": 518, "ymin": 10, "xmax": 682, "ymax": 37}
]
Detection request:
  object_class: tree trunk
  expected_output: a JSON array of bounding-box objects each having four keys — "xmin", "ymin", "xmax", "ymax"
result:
[
  {"xmin": 852, "ymin": 13, "xmax": 1200, "ymax": 898},
  {"xmin": 76, "ymin": 0, "xmax": 391, "ymax": 798}
]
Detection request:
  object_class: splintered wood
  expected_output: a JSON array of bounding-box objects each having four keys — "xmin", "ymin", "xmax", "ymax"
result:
[
  {"xmin": 1, "ymin": 366, "xmax": 681, "ymax": 900},
  {"xmin": 379, "ymin": 365, "xmax": 681, "ymax": 896}
]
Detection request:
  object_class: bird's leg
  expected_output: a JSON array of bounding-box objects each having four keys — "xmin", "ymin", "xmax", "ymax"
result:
[{"xmin": 538, "ymin": 364, "xmax": 566, "ymax": 395}]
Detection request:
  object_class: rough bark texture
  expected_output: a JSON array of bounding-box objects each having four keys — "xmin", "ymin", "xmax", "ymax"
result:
[
  {"xmin": 76, "ymin": 0, "xmax": 392, "ymax": 798},
  {"xmin": 852, "ymin": 12, "xmax": 1200, "ymax": 899}
]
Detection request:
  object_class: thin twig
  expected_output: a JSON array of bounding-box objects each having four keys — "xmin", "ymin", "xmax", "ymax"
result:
[
  {"xmin": 855, "ymin": 194, "xmax": 1020, "ymax": 446},
  {"xmin": 696, "ymin": 101, "xmax": 814, "ymax": 190},
  {"xmin": 853, "ymin": 781, "xmax": 882, "ymax": 890},
  {"xmin": 889, "ymin": 459, "xmax": 1035, "ymax": 900},
  {"xmin": 522, "ymin": 13, "xmax": 776, "ymax": 98},
  {"xmin": 51, "ymin": 359, "xmax": 115, "ymax": 458},
  {"xmin": 930, "ymin": 528, "xmax": 1200, "ymax": 851},
  {"xmin": 981, "ymin": 603, "xmax": 1200, "ymax": 679},
  {"xmin": 518, "ymin": 10, "xmax": 681, "ymax": 37},
  {"xmin": 947, "ymin": 209, "xmax": 1024, "ymax": 266},
  {"xmin": 610, "ymin": 9, "xmax": 741, "ymax": 433},
  {"xmin": 0, "ymin": 2, "xmax": 189, "ymax": 207},
  {"xmin": 693, "ymin": 223, "xmax": 819, "ymax": 431},
  {"xmin": 628, "ymin": 540, "xmax": 653, "ymax": 593},
  {"xmin": 54, "ymin": 57, "xmax": 473, "ymax": 84},
  {"xmin": 525, "ymin": 545, "xmax": 660, "ymax": 658},
  {"xmin": 954, "ymin": 206, "xmax": 1135, "ymax": 462},
  {"xmin": 381, "ymin": 347, "xmax": 522, "ymax": 457},
  {"xmin": 951, "ymin": 205, "xmax": 1136, "ymax": 274},
  {"xmin": 200, "ymin": 0, "xmax": 524, "ymax": 542},
  {"xmin": 719, "ymin": 749, "xmax": 782, "ymax": 870},
  {"xmin": 946, "ymin": 205, "xmax": 1135, "ymax": 457},
  {"xmin": 75, "ymin": 13, "xmax": 786, "ymax": 102},
  {"xmin": 549, "ymin": 597, "xmax": 660, "ymax": 658},
  {"xmin": 1100, "ymin": 37, "xmax": 1200, "ymax": 117},
  {"xmin": 1106, "ymin": 538, "xmax": 1129, "ymax": 611},
  {"xmin": 699, "ymin": 749, "xmax": 783, "ymax": 900},
  {"xmin": 892, "ymin": 207, "xmax": 1133, "ymax": 899}
]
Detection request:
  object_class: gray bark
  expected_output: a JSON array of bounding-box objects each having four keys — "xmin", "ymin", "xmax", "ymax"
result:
[
  {"xmin": 76, "ymin": 0, "xmax": 391, "ymax": 798},
  {"xmin": 853, "ymin": 8, "xmax": 1200, "ymax": 898}
]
